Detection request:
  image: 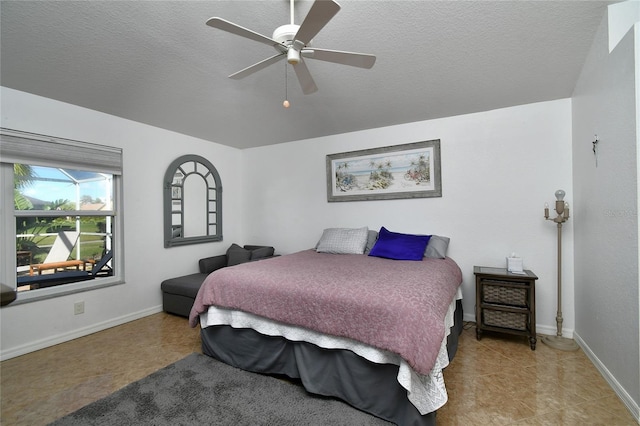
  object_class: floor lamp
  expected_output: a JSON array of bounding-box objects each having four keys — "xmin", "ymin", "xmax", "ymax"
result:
[{"xmin": 542, "ymin": 190, "xmax": 579, "ymax": 351}]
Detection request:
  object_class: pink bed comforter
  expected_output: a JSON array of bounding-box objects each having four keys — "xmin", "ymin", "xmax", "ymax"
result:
[{"xmin": 189, "ymin": 249, "xmax": 462, "ymax": 375}]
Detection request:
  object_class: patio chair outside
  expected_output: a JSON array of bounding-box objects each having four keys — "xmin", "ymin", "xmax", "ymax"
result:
[
  {"xmin": 17, "ymin": 251, "xmax": 113, "ymax": 289},
  {"xmin": 42, "ymin": 231, "xmax": 80, "ymax": 263},
  {"xmin": 28, "ymin": 231, "xmax": 81, "ymax": 275}
]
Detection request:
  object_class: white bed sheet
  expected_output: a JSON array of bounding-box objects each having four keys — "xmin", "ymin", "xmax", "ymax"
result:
[{"xmin": 199, "ymin": 287, "xmax": 462, "ymax": 414}]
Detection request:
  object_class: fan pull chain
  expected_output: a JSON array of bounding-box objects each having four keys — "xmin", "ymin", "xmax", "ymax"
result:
[{"xmin": 283, "ymin": 62, "xmax": 290, "ymax": 108}]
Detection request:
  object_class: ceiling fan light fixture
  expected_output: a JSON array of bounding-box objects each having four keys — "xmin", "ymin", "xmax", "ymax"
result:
[{"xmin": 287, "ymin": 49, "xmax": 301, "ymax": 65}]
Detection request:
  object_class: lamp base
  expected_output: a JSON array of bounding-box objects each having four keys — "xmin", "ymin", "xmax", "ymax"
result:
[{"xmin": 541, "ymin": 335, "xmax": 579, "ymax": 351}]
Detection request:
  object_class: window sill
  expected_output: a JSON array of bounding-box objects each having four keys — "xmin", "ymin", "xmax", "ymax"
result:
[{"xmin": 3, "ymin": 277, "xmax": 125, "ymax": 306}]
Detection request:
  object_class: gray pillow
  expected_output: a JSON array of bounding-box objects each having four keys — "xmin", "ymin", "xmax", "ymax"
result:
[
  {"xmin": 227, "ymin": 243, "xmax": 252, "ymax": 266},
  {"xmin": 424, "ymin": 235, "xmax": 450, "ymax": 259},
  {"xmin": 364, "ymin": 230, "xmax": 378, "ymax": 255},
  {"xmin": 250, "ymin": 246, "xmax": 274, "ymax": 260},
  {"xmin": 316, "ymin": 227, "xmax": 369, "ymax": 254}
]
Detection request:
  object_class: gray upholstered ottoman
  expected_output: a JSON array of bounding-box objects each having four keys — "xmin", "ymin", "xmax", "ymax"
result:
[
  {"xmin": 161, "ymin": 272, "xmax": 208, "ymax": 318},
  {"xmin": 161, "ymin": 244, "xmax": 275, "ymax": 317}
]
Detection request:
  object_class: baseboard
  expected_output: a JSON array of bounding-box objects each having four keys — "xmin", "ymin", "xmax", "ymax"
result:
[
  {"xmin": 461, "ymin": 313, "xmax": 574, "ymax": 338},
  {"xmin": 535, "ymin": 323, "xmax": 574, "ymax": 338},
  {"xmin": 0, "ymin": 305, "xmax": 164, "ymax": 361},
  {"xmin": 574, "ymin": 331, "xmax": 640, "ymax": 423}
]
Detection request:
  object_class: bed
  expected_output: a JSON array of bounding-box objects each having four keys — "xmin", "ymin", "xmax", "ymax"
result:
[{"xmin": 189, "ymin": 228, "xmax": 463, "ymax": 426}]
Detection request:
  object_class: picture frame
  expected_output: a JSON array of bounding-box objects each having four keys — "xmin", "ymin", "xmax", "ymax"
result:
[{"xmin": 326, "ymin": 139, "xmax": 441, "ymax": 202}]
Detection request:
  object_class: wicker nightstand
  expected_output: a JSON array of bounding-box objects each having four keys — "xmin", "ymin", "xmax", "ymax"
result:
[{"xmin": 474, "ymin": 266, "xmax": 538, "ymax": 350}]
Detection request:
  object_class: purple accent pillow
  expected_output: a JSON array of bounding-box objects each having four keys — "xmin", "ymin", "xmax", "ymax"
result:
[{"xmin": 368, "ymin": 227, "xmax": 431, "ymax": 261}]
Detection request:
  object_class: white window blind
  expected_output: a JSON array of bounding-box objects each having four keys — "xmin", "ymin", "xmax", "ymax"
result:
[{"xmin": 0, "ymin": 128, "xmax": 122, "ymax": 175}]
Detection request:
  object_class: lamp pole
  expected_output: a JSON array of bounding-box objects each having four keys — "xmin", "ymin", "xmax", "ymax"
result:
[{"xmin": 542, "ymin": 190, "xmax": 579, "ymax": 351}]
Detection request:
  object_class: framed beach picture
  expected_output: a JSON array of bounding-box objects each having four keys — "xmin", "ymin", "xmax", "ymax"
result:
[{"xmin": 326, "ymin": 140, "xmax": 441, "ymax": 202}]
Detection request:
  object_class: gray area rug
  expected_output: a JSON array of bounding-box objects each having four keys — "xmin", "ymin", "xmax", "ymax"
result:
[{"xmin": 49, "ymin": 352, "xmax": 391, "ymax": 425}]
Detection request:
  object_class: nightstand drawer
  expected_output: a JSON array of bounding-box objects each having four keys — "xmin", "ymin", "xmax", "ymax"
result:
[
  {"xmin": 483, "ymin": 282, "xmax": 527, "ymax": 306},
  {"xmin": 483, "ymin": 309, "xmax": 527, "ymax": 331}
]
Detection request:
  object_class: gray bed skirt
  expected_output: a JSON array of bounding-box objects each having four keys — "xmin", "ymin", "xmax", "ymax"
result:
[{"xmin": 201, "ymin": 299, "xmax": 463, "ymax": 426}]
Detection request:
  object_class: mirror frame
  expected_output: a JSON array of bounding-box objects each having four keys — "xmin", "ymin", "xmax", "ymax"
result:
[{"xmin": 163, "ymin": 155, "xmax": 222, "ymax": 247}]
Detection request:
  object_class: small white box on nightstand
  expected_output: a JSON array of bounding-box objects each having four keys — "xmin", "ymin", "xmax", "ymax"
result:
[{"xmin": 506, "ymin": 256, "xmax": 523, "ymax": 273}]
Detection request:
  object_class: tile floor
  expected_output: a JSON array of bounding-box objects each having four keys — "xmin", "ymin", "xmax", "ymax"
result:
[{"xmin": 0, "ymin": 313, "xmax": 636, "ymax": 425}]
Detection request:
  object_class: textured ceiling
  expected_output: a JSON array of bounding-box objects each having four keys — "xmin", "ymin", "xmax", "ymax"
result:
[{"xmin": 1, "ymin": 1, "xmax": 612, "ymax": 149}]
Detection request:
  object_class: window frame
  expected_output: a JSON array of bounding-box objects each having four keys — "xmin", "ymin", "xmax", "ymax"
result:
[{"xmin": 0, "ymin": 129, "xmax": 124, "ymax": 305}]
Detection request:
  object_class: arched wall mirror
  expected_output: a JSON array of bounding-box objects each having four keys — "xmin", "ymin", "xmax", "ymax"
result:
[{"xmin": 163, "ymin": 155, "xmax": 222, "ymax": 247}]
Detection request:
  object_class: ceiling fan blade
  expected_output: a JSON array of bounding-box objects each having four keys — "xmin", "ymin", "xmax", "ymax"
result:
[
  {"xmin": 229, "ymin": 53, "xmax": 286, "ymax": 79},
  {"xmin": 206, "ymin": 17, "xmax": 284, "ymax": 50},
  {"xmin": 293, "ymin": 60, "xmax": 318, "ymax": 94},
  {"xmin": 302, "ymin": 48, "xmax": 376, "ymax": 69},
  {"xmin": 294, "ymin": 0, "xmax": 341, "ymax": 46}
]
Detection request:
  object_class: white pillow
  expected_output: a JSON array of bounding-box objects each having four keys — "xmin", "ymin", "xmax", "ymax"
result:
[{"xmin": 316, "ymin": 227, "xmax": 369, "ymax": 254}]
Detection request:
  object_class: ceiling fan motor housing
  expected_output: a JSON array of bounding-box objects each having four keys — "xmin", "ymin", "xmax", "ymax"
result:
[{"xmin": 272, "ymin": 24, "xmax": 301, "ymax": 45}]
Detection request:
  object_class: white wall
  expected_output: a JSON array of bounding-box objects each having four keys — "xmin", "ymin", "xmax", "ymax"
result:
[
  {"xmin": 242, "ymin": 99, "xmax": 575, "ymax": 334},
  {"xmin": 571, "ymin": 3, "xmax": 639, "ymax": 416},
  {"xmin": 0, "ymin": 87, "xmax": 244, "ymax": 359}
]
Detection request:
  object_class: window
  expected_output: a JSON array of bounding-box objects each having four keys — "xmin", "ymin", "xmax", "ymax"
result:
[{"xmin": 1, "ymin": 128, "xmax": 124, "ymax": 304}]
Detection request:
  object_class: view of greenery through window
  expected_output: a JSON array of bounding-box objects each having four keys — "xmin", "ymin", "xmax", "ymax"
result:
[{"xmin": 14, "ymin": 164, "xmax": 115, "ymax": 291}]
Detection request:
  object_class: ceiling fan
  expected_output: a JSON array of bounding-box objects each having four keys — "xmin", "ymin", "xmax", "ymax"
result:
[{"xmin": 206, "ymin": 0, "xmax": 376, "ymax": 95}]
